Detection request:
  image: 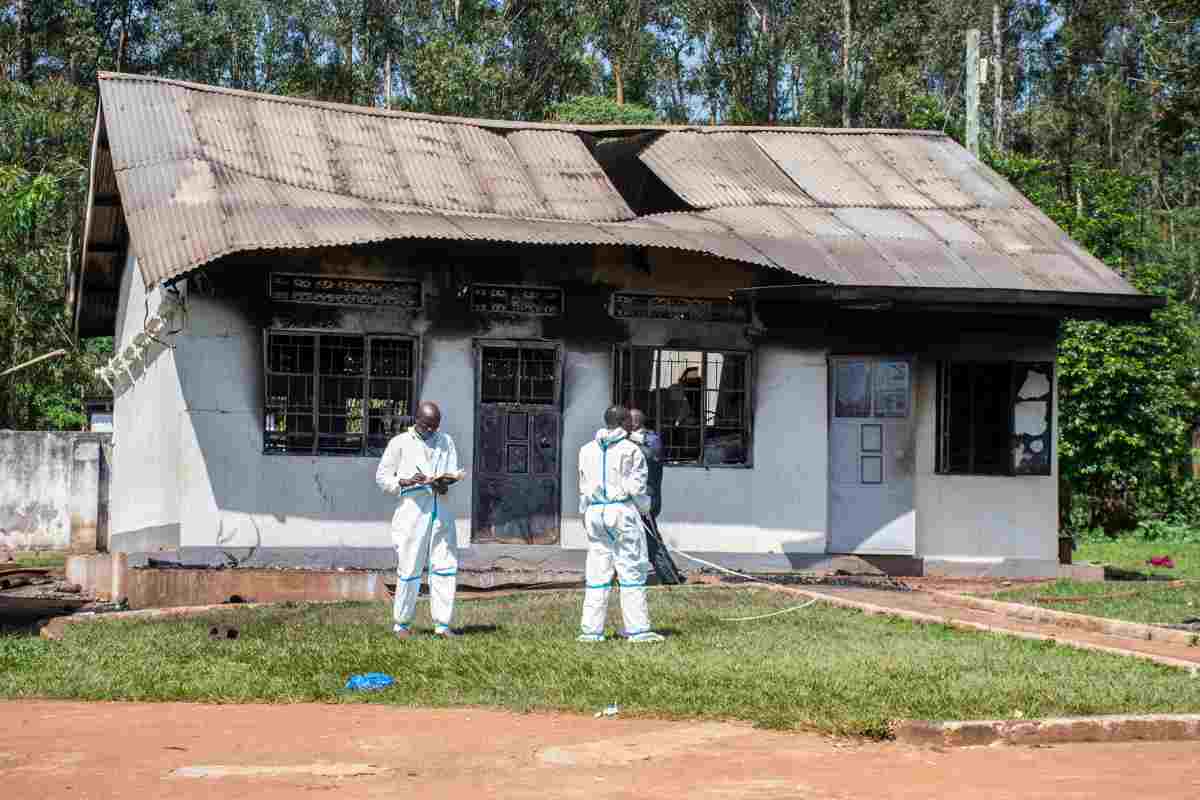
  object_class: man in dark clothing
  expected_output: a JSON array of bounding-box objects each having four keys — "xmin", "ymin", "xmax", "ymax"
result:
[{"xmin": 626, "ymin": 408, "xmax": 686, "ymax": 585}]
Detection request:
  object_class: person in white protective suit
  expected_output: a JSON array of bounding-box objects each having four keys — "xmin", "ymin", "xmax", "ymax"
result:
[
  {"xmin": 576, "ymin": 405, "xmax": 665, "ymax": 643},
  {"xmin": 375, "ymin": 401, "xmax": 465, "ymax": 639}
]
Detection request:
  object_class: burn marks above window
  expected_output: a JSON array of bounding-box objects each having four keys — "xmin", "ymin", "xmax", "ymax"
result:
[
  {"xmin": 469, "ymin": 284, "xmax": 563, "ymax": 316},
  {"xmin": 609, "ymin": 292, "xmax": 749, "ymax": 324},
  {"xmin": 268, "ymin": 273, "xmax": 422, "ymax": 310}
]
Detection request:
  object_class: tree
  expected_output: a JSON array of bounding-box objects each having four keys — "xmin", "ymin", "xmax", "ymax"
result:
[
  {"xmin": 546, "ymin": 94, "xmax": 658, "ymax": 124},
  {"xmin": 589, "ymin": 0, "xmax": 649, "ymax": 106},
  {"xmin": 0, "ymin": 78, "xmax": 109, "ymax": 429}
]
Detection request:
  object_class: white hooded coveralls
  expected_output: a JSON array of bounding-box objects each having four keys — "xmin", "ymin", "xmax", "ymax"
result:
[
  {"xmin": 577, "ymin": 428, "xmax": 653, "ymax": 637},
  {"xmin": 375, "ymin": 429, "xmax": 461, "ymax": 632}
]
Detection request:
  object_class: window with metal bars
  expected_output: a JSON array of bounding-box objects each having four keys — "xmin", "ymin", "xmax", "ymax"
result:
[
  {"xmin": 479, "ymin": 345, "xmax": 559, "ymax": 405},
  {"xmin": 614, "ymin": 347, "xmax": 752, "ymax": 466},
  {"xmin": 936, "ymin": 361, "xmax": 1053, "ymax": 476},
  {"xmin": 263, "ymin": 331, "xmax": 416, "ymax": 456}
]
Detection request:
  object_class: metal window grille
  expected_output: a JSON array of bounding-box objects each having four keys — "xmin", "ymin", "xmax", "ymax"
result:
[
  {"xmin": 479, "ymin": 345, "xmax": 560, "ymax": 405},
  {"xmin": 614, "ymin": 346, "xmax": 753, "ymax": 466},
  {"xmin": 264, "ymin": 331, "xmax": 416, "ymax": 456}
]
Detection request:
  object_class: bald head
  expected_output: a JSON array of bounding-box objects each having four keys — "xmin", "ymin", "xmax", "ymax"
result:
[
  {"xmin": 414, "ymin": 402, "xmax": 442, "ymax": 437},
  {"xmin": 603, "ymin": 405, "xmax": 628, "ymax": 430}
]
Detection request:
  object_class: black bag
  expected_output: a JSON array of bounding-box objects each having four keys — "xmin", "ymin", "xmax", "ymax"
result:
[{"xmin": 643, "ymin": 514, "xmax": 687, "ymax": 585}]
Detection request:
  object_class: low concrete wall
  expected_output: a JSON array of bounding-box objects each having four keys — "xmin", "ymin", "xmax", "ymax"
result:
[
  {"xmin": 0, "ymin": 431, "xmax": 110, "ymax": 553},
  {"xmin": 66, "ymin": 553, "xmax": 389, "ymax": 608}
]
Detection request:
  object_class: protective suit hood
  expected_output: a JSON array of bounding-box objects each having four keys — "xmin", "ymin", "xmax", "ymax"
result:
[{"xmin": 595, "ymin": 427, "xmax": 628, "ymax": 447}]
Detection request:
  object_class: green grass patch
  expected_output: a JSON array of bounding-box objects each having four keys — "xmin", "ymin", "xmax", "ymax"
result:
[
  {"xmin": 1076, "ymin": 540, "xmax": 1200, "ymax": 580},
  {"xmin": 991, "ymin": 541, "xmax": 1200, "ymax": 625},
  {"xmin": 994, "ymin": 579, "xmax": 1200, "ymax": 627},
  {"xmin": 3, "ymin": 587, "xmax": 1200, "ymax": 737},
  {"xmin": 8, "ymin": 551, "xmax": 66, "ymax": 569}
]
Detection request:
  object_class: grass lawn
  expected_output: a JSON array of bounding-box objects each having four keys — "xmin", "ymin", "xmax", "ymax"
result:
[
  {"xmin": 4, "ymin": 587, "xmax": 1200, "ymax": 737},
  {"xmin": 993, "ymin": 541, "xmax": 1200, "ymax": 626},
  {"xmin": 8, "ymin": 551, "xmax": 67, "ymax": 569}
]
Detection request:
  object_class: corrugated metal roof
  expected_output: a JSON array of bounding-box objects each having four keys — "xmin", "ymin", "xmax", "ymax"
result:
[
  {"xmin": 86, "ymin": 72, "xmax": 1143, "ymax": 304},
  {"xmin": 752, "ymin": 133, "xmax": 886, "ymax": 208},
  {"xmin": 506, "ymin": 130, "xmax": 633, "ymax": 221},
  {"xmin": 638, "ymin": 131, "xmax": 816, "ymax": 208}
]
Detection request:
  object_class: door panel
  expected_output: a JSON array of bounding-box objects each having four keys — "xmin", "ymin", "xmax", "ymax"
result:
[
  {"xmin": 828, "ymin": 357, "xmax": 916, "ymax": 554},
  {"xmin": 473, "ymin": 344, "xmax": 562, "ymax": 544}
]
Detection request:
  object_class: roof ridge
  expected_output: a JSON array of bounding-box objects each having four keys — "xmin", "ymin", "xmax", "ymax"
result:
[{"xmin": 96, "ymin": 72, "xmax": 948, "ymax": 138}]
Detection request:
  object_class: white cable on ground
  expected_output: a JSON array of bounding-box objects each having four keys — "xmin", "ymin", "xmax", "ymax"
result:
[
  {"xmin": 663, "ymin": 544, "xmax": 822, "ymax": 622},
  {"xmin": 718, "ymin": 599, "xmax": 818, "ymax": 622}
]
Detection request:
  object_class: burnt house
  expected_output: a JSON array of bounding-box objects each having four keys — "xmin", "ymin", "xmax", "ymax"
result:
[{"xmin": 71, "ymin": 73, "xmax": 1160, "ymax": 577}]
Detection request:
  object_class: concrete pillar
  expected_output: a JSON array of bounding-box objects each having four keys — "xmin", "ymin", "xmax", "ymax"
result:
[{"xmin": 69, "ymin": 439, "xmax": 101, "ymax": 552}]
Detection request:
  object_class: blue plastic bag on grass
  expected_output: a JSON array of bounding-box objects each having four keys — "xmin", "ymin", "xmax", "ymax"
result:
[{"xmin": 345, "ymin": 672, "xmax": 395, "ymax": 692}]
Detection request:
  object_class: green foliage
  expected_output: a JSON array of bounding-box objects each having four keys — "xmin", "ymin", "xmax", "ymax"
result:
[
  {"xmin": 0, "ymin": 79, "xmax": 106, "ymax": 430},
  {"xmin": 989, "ymin": 150, "xmax": 1200, "ymax": 535},
  {"xmin": 390, "ymin": 35, "xmax": 508, "ymax": 118},
  {"xmin": 545, "ymin": 95, "xmax": 659, "ymax": 124}
]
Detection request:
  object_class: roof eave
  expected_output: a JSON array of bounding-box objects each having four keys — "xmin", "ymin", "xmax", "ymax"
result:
[{"xmin": 735, "ymin": 284, "xmax": 1166, "ymax": 322}]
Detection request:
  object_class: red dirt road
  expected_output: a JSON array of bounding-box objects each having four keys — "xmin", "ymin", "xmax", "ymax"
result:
[{"xmin": 2, "ymin": 702, "xmax": 1199, "ymax": 799}]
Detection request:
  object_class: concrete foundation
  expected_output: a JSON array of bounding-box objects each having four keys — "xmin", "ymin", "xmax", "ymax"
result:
[{"xmin": 68, "ymin": 550, "xmax": 926, "ymax": 609}]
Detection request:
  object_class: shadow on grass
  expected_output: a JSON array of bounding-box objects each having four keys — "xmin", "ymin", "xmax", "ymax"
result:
[
  {"xmin": 458, "ymin": 624, "xmax": 500, "ymax": 636},
  {"xmin": 1104, "ymin": 566, "xmax": 1178, "ymax": 582}
]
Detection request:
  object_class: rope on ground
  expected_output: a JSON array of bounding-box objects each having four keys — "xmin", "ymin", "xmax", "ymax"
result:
[
  {"xmin": 717, "ymin": 599, "xmax": 818, "ymax": 622},
  {"xmin": 665, "ymin": 546, "xmax": 824, "ymax": 622}
]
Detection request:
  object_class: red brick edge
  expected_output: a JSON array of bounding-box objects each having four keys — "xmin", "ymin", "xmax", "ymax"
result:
[
  {"xmin": 892, "ymin": 714, "xmax": 1200, "ymax": 747},
  {"xmin": 752, "ymin": 584, "xmax": 1200, "ymax": 673},
  {"xmin": 926, "ymin": 590, "xmax": 1200, "ymax": 648}
]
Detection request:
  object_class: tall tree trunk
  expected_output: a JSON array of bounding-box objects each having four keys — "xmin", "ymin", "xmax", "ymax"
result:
[
  {"xmin": 841, "ymin": 0, "xmax": 851, "ymax": 127},
  {"xmin": 17, "ymin": 0, "xmax": 34, "ymax": 84},
  {"xmin": 384, "ymin": 51, "xmax": 391, "ymax": 107},
  {"xmin": 765, "ymin": 4, "xmax": 778, "ymax": 123},
  {"xmin": 614, "ymin": 60, "xmax": 625, "ymax": 105},
  {"xmin": 992, "ymin": 1, "xmax": 1004, "ymax": 151}
]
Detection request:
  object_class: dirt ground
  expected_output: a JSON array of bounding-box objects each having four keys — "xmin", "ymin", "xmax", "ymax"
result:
[{"xmin": 3, "ymin": 702, "xmax": 1198, "ymax": 799}]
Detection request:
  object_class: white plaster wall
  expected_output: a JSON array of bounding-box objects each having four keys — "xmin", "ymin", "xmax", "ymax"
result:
[
  {"xmin": 110, "ymin": 267, "xmax": 1056, "ymax": 565},
  {"xmin": 561, "ymin": 346, "xmax": 828, "ymax": 555},
  {"xmin": 174, "ymin": 290, "xmax": 402, "ymax": 553},
  {"xmin": 0, "ymin": 432, "xmax": 72, "ymax": 549},
  {"xmin": 109, "ymin": 255, "xmax": 184, "ymax": 541},
  {"xmin": 419, "ymin": 336, "xmax": 476, "ymax": 546},
  {"xmin": 559, "ymin": 349, "xmax": 619, "ymax": 548},
  {"xmin": 162, "ymin": 286, "xmax": 830, "ymax": 556},
  {"xmin": 912, "ymin": 337, "xmax": 1059, "ymax": 565}
]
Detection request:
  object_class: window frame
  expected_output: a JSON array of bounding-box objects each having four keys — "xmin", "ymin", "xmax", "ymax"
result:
[
  {"xmin": 613, "ymin": 345, "xmax": 755, "ymax": 469},
  {"xmin": 262, "ymin": 329, "xmax": 420, "ymax": 457},
  {"xmin": 935, "ymin": 360, "xmax": 1053, "ymax": 477}
]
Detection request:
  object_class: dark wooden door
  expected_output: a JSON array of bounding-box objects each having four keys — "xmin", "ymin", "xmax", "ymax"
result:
[{"xmin": 473, "ymin": 343, "xmax": 562, "ymax": 544}]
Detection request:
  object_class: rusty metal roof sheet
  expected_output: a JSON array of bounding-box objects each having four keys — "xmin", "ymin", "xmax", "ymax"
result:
[
  {"xmin": 638, "ymin": 131, "xmax": 816, "ymax": 208},
  {"xmin": 752, "ymin": 133, "xmax": 884, "ymax": 208},
  {"xmin": 506, "ymin": 130, "xmax": 634, "ymax": 221},
  {"xmin": 85, "ymin": 72, "xmax": 1144, "ymax": 306}
]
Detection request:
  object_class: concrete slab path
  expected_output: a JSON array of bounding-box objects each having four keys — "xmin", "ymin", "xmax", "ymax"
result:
[{"xmin": 3, "ymin": 702, "xmax": 1200, "ymax": 799}]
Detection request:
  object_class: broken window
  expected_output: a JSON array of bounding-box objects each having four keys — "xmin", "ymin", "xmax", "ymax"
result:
[
  {"xmin": 264, "ymin": 331, "xmax": 416, "ymax": 456},
  {"xmin": 614, "ymin": 347, "xmax": 752, "ymax": 466},
  {"xmin": 936, "ymin": 361, "xmax": 1053, "ymax": 476}
]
